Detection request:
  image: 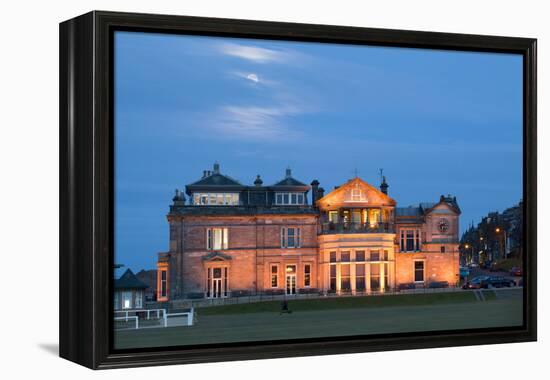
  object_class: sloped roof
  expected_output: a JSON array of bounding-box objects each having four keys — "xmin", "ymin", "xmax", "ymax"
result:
[
  {"xmin": 188, "ymin": 173, "xmax": 243, "ymax": 187},
  {"xmin": 395, "ymin": 206, "xmax": 422, "ymax": 217},
  {"xmin": 419, "ymin": 202, "xmax": 436, "ymax": 211},
  {"xmin": 272, "ymin": 176, "xmax": 308, "ymax": 187},
  {"xmin": 115, "ymin": 269, "xmax": 148, "ymax": 289}
]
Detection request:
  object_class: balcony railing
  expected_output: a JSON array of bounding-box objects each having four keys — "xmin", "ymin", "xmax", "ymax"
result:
[{"xmin": 320, "ymin": 222, "xmax": 394, "ymax": 234}]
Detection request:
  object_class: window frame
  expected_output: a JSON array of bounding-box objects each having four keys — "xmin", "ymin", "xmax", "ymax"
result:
[
  {"xmin": 271, "ymin": 264, "xmax": 279, "ymax": 288},
  {"xmin": 303, "ymin": 264, "xmax": 311, "ymax": 287},
  {"xmin": 414, "ymin": 260, "xmax": 425, "ymax": 283},
  {"xmin": 274, "ymin": 192, "xmax": 305, "ymax": 205},
  {"xmin": 193, "ymin": 192, "xmax": 240, "ymax": 206},
  {"xmin": 400, "ymin": 228, "xmax": 421, "ymax": 252},
  {"xmin": 281, "ymin": 227, "xmax": 301, "ymax": 248},
  {"xmin": 206, "ymin": 227, "xmax": 229, "ymax": 250}
]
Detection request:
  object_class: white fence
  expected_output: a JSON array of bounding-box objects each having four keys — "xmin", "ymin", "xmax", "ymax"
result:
[
  {"xmin": 114, "ymin": 308, "xmax": 166, "ymax": 320},
  {"xmin": 114, "ymin": 308, "xmax": 194, "ymax": 330},
  {"xmin": 163, "ymin": 308, "xmax": 194, "ymax": 327},
  {"xmin": 114, "ymin": 316, "xmax": 138, "ymax": 329}
]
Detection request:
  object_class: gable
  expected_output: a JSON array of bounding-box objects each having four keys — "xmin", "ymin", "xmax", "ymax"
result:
[
  {"xmin": 425, "ymin": 202, "xmax": 459, "ymax": 216},
  {"xmin": 316, "ymin": 177, "xmax": 396, "ymax": 210}
]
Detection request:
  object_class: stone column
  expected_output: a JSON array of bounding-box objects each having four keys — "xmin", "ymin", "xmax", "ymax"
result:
[
  {"xmin": 380, "ymin": 262, "xmax": 385, "ymax": 292},
  {"xmin": 350, "ymin": 263, "xmax": 356, "ymax": 295},
  {"xmin": 366, "ymin": 262, "xmax": 371, "ymax": 293},
  {"xmin": 336, "ymin": 263, "xmax": 341, "ymax": 294},
  {"xmin": 389, "ymin": 261, "xmax": 396, "ymax": 289}
]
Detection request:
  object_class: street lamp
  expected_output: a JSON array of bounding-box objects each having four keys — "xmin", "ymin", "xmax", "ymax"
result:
[
  {"xmin": 464, "ymin": 244, "xmax": 474, "ymax": 264},
  {"xmin": 495, "ymin": 227, "xmax": 508, "ymax": 260}
]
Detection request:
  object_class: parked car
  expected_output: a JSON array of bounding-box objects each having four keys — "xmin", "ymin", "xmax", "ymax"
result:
[
  {"xmin": 510, "ymin": 267, "xmax": 523, "ymax": 276},
  {"xmin": 460, "ymin": 266, "xmax": 470, "ymax": 278},
  {"xmin": 462, "ymin": 276, "xmax": 490, "ymax": 289},
  {"xmin": 485, "ymin": 276, "xmax": 515, "ymax": 288},
  {"xmin": 428, "ymin": 281, "xmax": 449, "ymax": 289}
]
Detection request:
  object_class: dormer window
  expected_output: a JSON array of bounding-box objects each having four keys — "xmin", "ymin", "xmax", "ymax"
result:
[
  {"xmin": 193, "ymin": 193, "xmax": 239, "ymax": 205},
  {"xmin": 275, "ymin": 192, "xmax": 304, "ymax": 205},
  {"xmin": 351, "ymin": 188, "xmax": 362, "ymax": 201}
]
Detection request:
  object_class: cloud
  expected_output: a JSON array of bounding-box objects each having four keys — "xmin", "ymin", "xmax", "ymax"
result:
[
  {"xmin": 246, "ymin": 73, "xmax": 259, "ymax": 83},
  {"xmin": 218, "ymin": 43, "xmax": 293, "ymax": 63},
  {"xmin": 204, "ymin": 105, "xmax": 305, "ymax": 141}
]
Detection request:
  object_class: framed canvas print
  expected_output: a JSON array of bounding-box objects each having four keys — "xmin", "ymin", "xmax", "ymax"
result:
[{"xmin": 59, "ymin": 11, "xmax": 537, "ymax": 369}]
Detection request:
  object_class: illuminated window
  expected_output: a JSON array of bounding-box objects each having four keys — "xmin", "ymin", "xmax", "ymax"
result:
[
  {"xmin": 341, "ymin": 264, "xmax": 351, "ymax": 291},
  {"xmin": 370, "ymin": 264, "xmax": 380, "ymax": 290},
  {"xmin": 271, "ymin": 265, "xmax": 278, "ymax": 288},
  {"xmin": 122, "ymin": 291, "xmax": 132, "ymax": 309},
  {"xmin": 193, "ymin": 193, "xmax": 239, "ymax": 205},
  {"xmin": 356, "ymin": 264, "xmax": 366, "ymax": 291},
  {"xmin": 330, "ymin": 265, "xmax": 337, "ymax": 292},
  {"xmin": 281, "ymin": 227, "xmax": 301, "ymax": 248},
  {"xmin": 368, "ymin": 209, "xmax": 381, "ymax": 226},
  {"xmin": 206, "ymin": 228, "xmax": 229, "ymax": 250},
  {"xmin": 304, "ymin": 264, "xmax": 311, "ymax": 287},
  {"xmin": 275, "ymin": 192, "xmax": 305, "ymax": 205},
  {"xmin": 160, "ymin": 270, "xmax": 167, "ymax": 298},
  {"xmin": 414, "ymin": 261, "xmax": 425, "ymax": 282},
  {"xmin": 328, "ymin": 211, "xmax": 339, "ymax": 223}
]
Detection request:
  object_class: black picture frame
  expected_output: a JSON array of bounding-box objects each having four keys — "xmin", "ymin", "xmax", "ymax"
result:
[{"xmin": 59, "ymin": 10, "xmax": 537, "ymax": 369}]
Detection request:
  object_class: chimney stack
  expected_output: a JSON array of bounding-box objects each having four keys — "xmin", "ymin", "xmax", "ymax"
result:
[
  {"xmin": 310, "ymin": 179, "xmax": 320, "ymax": 204},
  {"xmin": 213, "ymin": 162, "xmax": 220, "ymax": 174},
  {"xmin": 318, "ymin": 187, "xmax": 325, "ymax": 199},
  {"xmin": 254, "ymin": 175, "xmax": 263, "ymax": 187}
]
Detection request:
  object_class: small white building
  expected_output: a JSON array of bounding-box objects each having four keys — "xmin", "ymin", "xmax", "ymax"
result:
[{"xmin": 114, "ymin": 269, "xmax": 148, "ymax": 310}]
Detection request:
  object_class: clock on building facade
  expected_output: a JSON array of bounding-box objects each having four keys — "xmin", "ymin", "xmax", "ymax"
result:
[{"xmin": 438, "ymin": 218, "xmax": 450, "ymax": 233}]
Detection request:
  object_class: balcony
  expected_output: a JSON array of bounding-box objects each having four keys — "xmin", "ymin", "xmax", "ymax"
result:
[{"xmin": 320, "ymin": 222, "xmax": 394, "ymax": 235}]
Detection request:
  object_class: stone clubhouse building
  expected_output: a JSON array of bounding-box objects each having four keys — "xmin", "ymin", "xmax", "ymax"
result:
[{"xmin": 156, "ymin": 163, "xmax": 460, "ymax": 301}]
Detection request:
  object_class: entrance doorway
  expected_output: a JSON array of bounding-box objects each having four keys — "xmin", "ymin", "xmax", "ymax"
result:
[
  {"xmin": 207, "ymin": 267, "xmax": 228, "ymax": 298},
  {"xmin": 286, "ymin": 265, "xmax": 297, "ymax": 295}
]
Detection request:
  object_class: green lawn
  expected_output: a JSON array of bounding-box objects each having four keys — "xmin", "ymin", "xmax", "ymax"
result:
[{"xmin": 114, "ymin": 291, "xmax": 523, "ymax": 349}]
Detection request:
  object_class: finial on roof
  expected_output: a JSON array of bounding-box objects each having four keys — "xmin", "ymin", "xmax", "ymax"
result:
[
  {"xmin": 380, "ymin": 173, "xmax": 388, "ymax": 195},
  {"xmin": 213, "ymin": 161, "xmax": 220, "ymax": 174},
  {"xmin": 285, "ymin": 167, "xmax": 292, "ymax": 178},
  {"xmin": 254, "ymin": 174, "xmax": 263, "ymax": 186}
]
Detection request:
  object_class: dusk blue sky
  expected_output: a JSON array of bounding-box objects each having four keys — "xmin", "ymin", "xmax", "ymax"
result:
[{"xmin": 114, "ymin": 31, "xmax": 522, "ymax": 273}]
